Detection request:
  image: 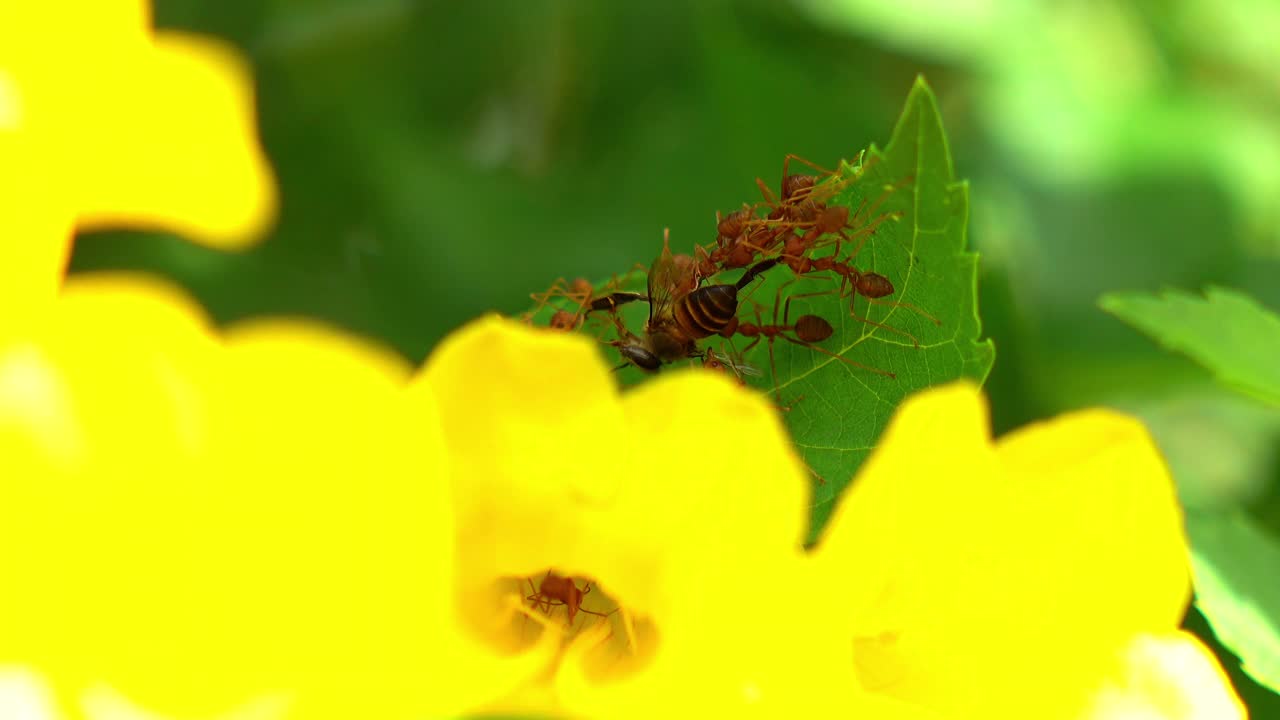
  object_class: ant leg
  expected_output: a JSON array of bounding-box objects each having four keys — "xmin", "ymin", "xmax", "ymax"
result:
[
  {"xmin": 849, "ymin": 302, "xmax": 923, "ymax": 348},
  {"xmin": 755, "ymin": 176, "xmax": 781, "ymax": 208},
  {"xmin": 525, "ymin": 278, "xmax": 571, "ymax": 325},
  {"xmin": 803, "ymin": 459, "xmax": 827, "ymax": 485},
  {"xmin": 780, "ymin": 334, "xmax": 895, "ymax": 379},
  {"xmin": 866, "ymin": 297, "xmax": 942, "ymax": 327},
  {"xmin": 525, "ymin": 577, "xmax": 540, "ymax": 603},
  {"xmin": 773, "ymin": 281, "xmax": 803, "ymax": 326},
  {"xmin": 778, "ymin": 288, "xmax": 835, "ymax": 326},
  {"xmin": 576, "ymin": 603, "xmax": 618, "ymax": 620},
  {"xmin": 841, "ymin": 209, "xmax": 902, "ymax": 262},
  {"xmin": 782, "ymin": 154, "xmax": 848, "ymax": 204},
  {"xmin": 766, "ymin": 336, "xmax": 787, "ymax": 410},
  {"xmin": 770, "ymin": 280, "xmax": 792, "ymax": 326},
  {"xmin": 782, "ymin": 154, "xmax": 835, "ymax": 183},
  {"xmin": 521, "ymin": 578, "xmax": 537, "ymax": 637},
  {"xmin": 529, "ymin": 277, "xmax": 568, "ymax": 304},
  {"xmin": 587, "ymin": 291, "xmax": 648, "ymax": 315},
  {"xmin": 621, "ymin": 261, "xmax": 648, "ymax": 283},
  {"xmin": 750, "ymin": 299, "xmax": 790, "ymax": 409}
]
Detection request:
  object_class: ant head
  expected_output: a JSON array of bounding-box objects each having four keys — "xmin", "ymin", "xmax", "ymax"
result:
[
  {"xmin": 717, "ymin": 212, "xmax": 748, "ymax": 240},
  {"xmin": 569, "ymin": 277, "xmax": 594, "ymax": 297},
  {"xmin": 549, "ymin": 310, "xmax": 579, "ymax": 331}
]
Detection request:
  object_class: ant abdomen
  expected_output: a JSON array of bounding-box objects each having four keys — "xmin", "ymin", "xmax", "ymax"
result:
[
  {"xmin": 794, "ymin": 314, "xmax": 833, "ymax": 343},
  {"xmin": 857, "ymin": 272, "xmax": 895, "ymax": 299}
]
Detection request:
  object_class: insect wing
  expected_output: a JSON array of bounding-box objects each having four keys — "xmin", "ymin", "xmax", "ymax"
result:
[
  {"xmin": 646, "ymin": 248, "xmax": 679, "ymax": 324},
  {"xmin": 712, "ymin": 349, "xmax": 762, "ymax": 377}
]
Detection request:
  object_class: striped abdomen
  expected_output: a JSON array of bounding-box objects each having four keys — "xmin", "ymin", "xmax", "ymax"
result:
[{"xmin": 674, "ymin": 284, "xmax": 738, "ymax": 339}]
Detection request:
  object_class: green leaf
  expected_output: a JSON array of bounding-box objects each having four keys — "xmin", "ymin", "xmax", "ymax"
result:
[
  {"xmin": 525, "ymin": 77, "xmax": 992, "ymax": 541},
  {"xmin": 1100, "ymin": 287, "xmax": 1280, "ymax": 406},
  {"xmin": 770, "ymin": 76, "xmax": 993, "ymax": 539},
  {"xmin": 1187, "ymin": 511, "xmax": 1280, "ymax": 694}
]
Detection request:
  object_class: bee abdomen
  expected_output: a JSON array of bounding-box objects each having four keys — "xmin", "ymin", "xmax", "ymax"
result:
[{"xmin": 676, "ymin": 285, "xmax": 738, "ymax": 339}]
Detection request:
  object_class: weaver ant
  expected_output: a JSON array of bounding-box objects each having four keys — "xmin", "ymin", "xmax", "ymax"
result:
[
  {"xmin": 525, "ymin": 276, "xmax": 595, "ymax": 329},
  {"xmin": 525, "ymin": 571, "xmax": 616, "ymax": 626},
  {"xmin": 756, "ymin": 154, "xmax": 839, "ymax": 211},
  {"xmin": 694, "ymin": 153, "xmax": 908, "ymax": 290},
  {"xmin": 722, "ymin": 285, "xmax": 896, "ymax": 409},
  {"xmin": 777, "ymin": 251, "xmax": 941, "ymax": 347},
  {"xmin": 687, "ymin": 155, "xmax": 854, "ymax": 283},
  {"xmin": 753, "ymin": 156, "xmax": 910, "ymax": 269},
  {"xmin": 525, "ymin": 265, "xmax": 646, "ymax": 333}
]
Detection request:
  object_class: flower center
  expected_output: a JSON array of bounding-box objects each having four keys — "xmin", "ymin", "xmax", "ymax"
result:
[{"xmin": 474, "ymin": 570, "xmax": 662, "ymax": 684}]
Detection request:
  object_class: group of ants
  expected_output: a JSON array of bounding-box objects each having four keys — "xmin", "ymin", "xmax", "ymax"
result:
[
  {"xmin": 522, "ymin": 152, "xmax": 939, "ymax": 409},
  {"xmin": 516, "ymin": 154, "xmax": 940, "ymax": 634}
]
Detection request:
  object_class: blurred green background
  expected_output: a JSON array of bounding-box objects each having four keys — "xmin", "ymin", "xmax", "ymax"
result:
[{"xmin": 71, "ymin": 0, "xmax": 1280, "ymax": 711}]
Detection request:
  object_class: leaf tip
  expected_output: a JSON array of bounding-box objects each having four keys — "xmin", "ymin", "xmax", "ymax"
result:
[{"xmin": 1096, "ymin": 291, "xmax": 1130, "ymax": 314}]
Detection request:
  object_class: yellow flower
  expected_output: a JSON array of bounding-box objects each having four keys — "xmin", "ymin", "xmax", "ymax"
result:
[
  {"xmin": 0, "ymin": 2, "xmax": 1250, "ymax": 719},
  {"xmin": 424, "ymin": 318, "xmax": 1247, "ymax": 719}
]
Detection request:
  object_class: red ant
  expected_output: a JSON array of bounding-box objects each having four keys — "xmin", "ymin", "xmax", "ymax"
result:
[
  {"xmin": 526, "ymin": 276, "xmax": 595, "ymax": 328},
  {"xmin": 755, "ymin": 153, "xmax": 842, "ymax": 214},
  {"xmin": 525, "ymin": 265, "xmax": 646, "ymax": 333},
  {"xmin": 779, "ymin": 252, "xmax": 941, "ymax": 347},
  {"xmin": 686, "ymin": 207, "xmax": 783, "ymax": 284},
  {"xmin": 695, "ymin": 153, "xmax": 905, "ymax": 287},
  {"xmin": 687, "ymin": 155, "xmax": 852, "ymax": 284},
  {"xmin": 752, "ymin": 156, "xmax": 910, "ymax": 266},
  {"xmin": 525, "ymin": 571, "xmax": 615, "ymax": 626},
  {"xmin": 717, "ymin": 285, "xmax": 896, "ymax": 409}
]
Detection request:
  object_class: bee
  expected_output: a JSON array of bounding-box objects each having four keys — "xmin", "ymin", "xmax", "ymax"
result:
[{"xmin": 589, "ymin": 230, "xmax": 777, "ymax": 372}]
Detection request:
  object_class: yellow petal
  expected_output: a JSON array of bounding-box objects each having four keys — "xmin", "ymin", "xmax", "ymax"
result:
[
  {"xmin": 812, "ymin": 382, "xmax": 999, "ymax": 633},
  {"xmin": 72, "ymin": 32, "xmax": 278, "ymax": 245},
  {"xmin": 581, "ymin": 369, "xmax": 809, "ymax": 619},
  {"xmin": 0, "ymin": 76, "xmax": 73, "ymax": 324},
  {"xmin": 812, "ymin": 382, "xmax": 1194, "ymax": 718},
  {"xmin": 1083, "ymin": 632, "xmax": 1247, "ymax": 720},
  {"xmin": 1, "ymin": 2, "xmax": 276, "ymax": 250},
  {"xmin": 0, "ymin": 274, "xmax": 221, "ymax": 481},
  {"xmin": 995, "ymin": 406, "xmax": 1189, "ymax": 635},
  {"xmin": 1, "ymin": 285, "xmax": 544, "ymax": 718},
  {"xmin": 423, "ymin": 314, "xmax": 627, "ymax": 586},
  {"xmin": 0, "ymin": 667, "xmax": 62, "ymax": 720}
]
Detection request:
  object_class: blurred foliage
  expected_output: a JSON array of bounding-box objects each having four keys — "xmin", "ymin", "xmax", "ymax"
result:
[
  {"xmin": 1103, "ymin": 287, "xmax": 1280, "ymax": 695},
  {"xmin": 1102, "ymin": 287, "xmax": 1280, "ymax": 405},
  {"xmin": 1188, "ymin": 511, "xmax": 1280, "ymax": 694},
  {"xmin": 67, "ymin": 0, "xmax": 1280, "ymax": 712}
]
